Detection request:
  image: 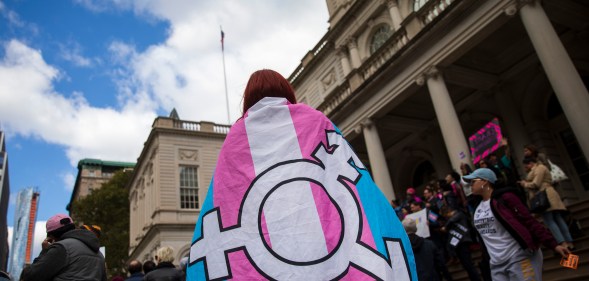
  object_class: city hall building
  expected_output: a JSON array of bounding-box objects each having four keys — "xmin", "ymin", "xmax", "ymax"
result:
[{"xmin": 289, "ymin": 0, "xmax": 589, "ymax": 203}]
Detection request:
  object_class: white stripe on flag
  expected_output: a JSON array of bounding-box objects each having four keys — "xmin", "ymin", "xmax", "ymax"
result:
[{"xmin": 245, "ymin": 98, "xmax": 328, "ymax": 261}]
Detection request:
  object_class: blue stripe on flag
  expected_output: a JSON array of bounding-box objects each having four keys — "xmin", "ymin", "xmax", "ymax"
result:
[{"xmin": 187, "ymin": 177, "xmax": 216, "ymax": 281}]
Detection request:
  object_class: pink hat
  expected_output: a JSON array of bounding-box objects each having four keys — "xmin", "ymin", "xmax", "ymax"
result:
[
  {"xmin": 406, "ymin": 187, "xmax": 416, "ymax": 194},
  {"xmin": 46, "ymin": 214, "xmax": 73, "ymax": 233}
]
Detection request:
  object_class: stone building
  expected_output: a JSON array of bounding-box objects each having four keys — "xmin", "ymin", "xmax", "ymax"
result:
[
  {"xmin": 67, "ymin": 158, "xmax": 135, "ymax": 216},
  {"xmin": 127, "ymin": 113, "xmax": 229, "ymax": 263},
  {"xmin": 289, "ymin": 0, "xmax": 589, "ymax": 202}
]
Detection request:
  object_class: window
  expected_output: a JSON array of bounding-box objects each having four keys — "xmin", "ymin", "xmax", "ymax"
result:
[
  {"xmin": 179, "ymin": 166, "xmax": 199, "ymax": 209},
  {"xmin": 369, "ymin": 25, "xmax": 392, "ymax": 54}
]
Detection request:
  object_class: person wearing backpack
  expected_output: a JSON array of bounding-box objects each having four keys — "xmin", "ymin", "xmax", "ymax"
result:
[{"xmin": 465, "ymin": 168, "xmax": 569, "ymax": 280}]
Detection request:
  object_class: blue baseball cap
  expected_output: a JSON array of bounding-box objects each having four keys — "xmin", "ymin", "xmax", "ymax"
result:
[{"xmin": 462, "ymin": 168, "xmax": 497, "ymax": 184}]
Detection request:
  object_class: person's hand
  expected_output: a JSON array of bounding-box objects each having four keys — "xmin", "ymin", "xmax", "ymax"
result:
[
  {"xmin": 41, "ymin": 237, "xmax": 54, "ymax": 250},
  {"xmin": 554, "ymin": 245, "xmax": 571, "ymax": 258}
]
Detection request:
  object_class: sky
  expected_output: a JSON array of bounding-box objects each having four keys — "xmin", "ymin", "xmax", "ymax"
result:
[{"xmin": 1, "ymin": 0, "xmax": 329, "ymax": 260}]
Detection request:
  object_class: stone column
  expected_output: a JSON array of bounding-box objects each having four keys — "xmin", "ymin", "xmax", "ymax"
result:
[
  {"xmin": 347, "ymin": 38, "xmax": 362, "ymax": 69},
  {"xmin": 362, "ymin": 119, "xmax": 396, "ymax": 201},
  {"xmin": 337, "ymin": 48, "xmax": 352, "ymax": 76},
  {"xmin": 419, "ymin": 67, "xmax": 472, "ymax": 173},
  {"xmin": 494, "ymin": 90, "xmax": 531, "ymax": 177},
  {"xmin": 386, "ymin": 0, "xmax": 403, "ymax": 30},
  {"xmin": 519, "ymin": 0, "xmax": 589, "ymax": 162}
]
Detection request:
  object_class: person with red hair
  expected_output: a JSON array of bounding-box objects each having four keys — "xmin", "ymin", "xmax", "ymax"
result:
[{"xmin": 241, "ymin": 69, "xmax": 297, "ymax": 116}]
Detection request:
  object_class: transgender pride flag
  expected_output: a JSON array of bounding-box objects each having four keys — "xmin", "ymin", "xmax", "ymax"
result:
[{"xmin": 188, "ymin": 97, "xmax": 417, "ymax": 280}]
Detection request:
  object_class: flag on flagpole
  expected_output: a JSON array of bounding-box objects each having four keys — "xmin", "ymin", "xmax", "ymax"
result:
[
  {"xmin": 220, "ymin": 29, "xmax": 225, "ymax": 51},
  {"xmin": 187, "ymin": 97, "xmax": 417, "ymax": 280}
]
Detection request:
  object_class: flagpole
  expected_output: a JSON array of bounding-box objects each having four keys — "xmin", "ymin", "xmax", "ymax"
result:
[{"xmin": 221, "ymin": 26, "xmax": 231, "ymax": 124}]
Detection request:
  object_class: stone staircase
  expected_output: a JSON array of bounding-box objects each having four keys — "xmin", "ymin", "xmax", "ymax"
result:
[{"xmin": 447, "ymin": 199, "xmax": 589, "ymax": 281}]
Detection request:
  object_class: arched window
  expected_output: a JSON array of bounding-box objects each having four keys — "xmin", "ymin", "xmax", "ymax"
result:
[
  {"xmin": 369, "ymin": 25, "xmax": 392, "ymax": 54},
  {"xmin": 414, "ymin": 0, "xmax": 429, "ymax": 11}
]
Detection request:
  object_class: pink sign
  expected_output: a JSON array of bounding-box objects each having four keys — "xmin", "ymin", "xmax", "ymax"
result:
[{"xmin": 469, "ymin": 118, "xmax": 503, "ymax": 164}]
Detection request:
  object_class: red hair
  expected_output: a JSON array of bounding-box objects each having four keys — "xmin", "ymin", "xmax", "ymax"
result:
[{"xmin": 242, "ymin": 69, "xmax": 296, "ymax": 115}]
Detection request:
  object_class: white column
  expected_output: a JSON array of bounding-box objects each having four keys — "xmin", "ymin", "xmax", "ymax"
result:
[
  {"xmin": 337, "ymin": 48, "xmax": 352, "ymax": 76},
  {"xmin": 420, "ymin": 68, "xmax": 471, "ymax": 173},
  {"xmin": 494, "ymin": 90, "xmax": 531, "ymax": 177},
  {"xmin": 362, "ymin": 120, "xmax": 396, "ymax": 201},
  {"xmin": 386, "ymin": 0, "xmax": 403, "ymax": 30},
  {"xmin": 519, "ymin": 0, "xmax": 589, "ymax": 162},
  {"xmin": 347, "ymin": 38, "xmax": 362, "ymax": 69}
]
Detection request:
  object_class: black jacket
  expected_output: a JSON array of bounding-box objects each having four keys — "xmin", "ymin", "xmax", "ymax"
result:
[
  {"xmin": 144, "ymin": 262, "xmax": 184, "ymax": 281},
  {"xmin": 22, "ymin": 229, "xmax": 106, "ymax": 281},
  {"xmin": 408, "ymin": 233, "xmax": 443, "ymax": 281}
]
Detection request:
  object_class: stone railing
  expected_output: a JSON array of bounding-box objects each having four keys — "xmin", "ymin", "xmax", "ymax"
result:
[
  {"xmin": 290, "ymin": 38, "xmax": 331, "ymax": 84},
  {"xmin": 318, "ymin": 81, "xmax": 352, "ymax": 116},
  {"xmin": 153, "ymin": 117, "xmax": 231, "ymax": 135},
  {"xmin": 416, "ymin": 0, "xmax": 456, "ymax": 25},
  {"xmin": 359, "ymin": 27, "xmax": 410, "ymax": 80}
]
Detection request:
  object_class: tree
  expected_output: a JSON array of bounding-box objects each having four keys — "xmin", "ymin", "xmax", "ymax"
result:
[{"xmin": 71, "ymin": 169, "xmax": 133, "ymax": 277}]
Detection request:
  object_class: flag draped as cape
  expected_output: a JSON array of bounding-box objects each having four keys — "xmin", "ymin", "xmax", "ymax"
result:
[{"xmin": 188, "ymin": 97, "xmax": 417, "ymax": 280}]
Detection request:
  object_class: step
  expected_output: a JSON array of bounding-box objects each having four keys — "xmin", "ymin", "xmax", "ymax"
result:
[{"xmin": 543, "ymin": 247, "xmax": 589, "ymax": 281}]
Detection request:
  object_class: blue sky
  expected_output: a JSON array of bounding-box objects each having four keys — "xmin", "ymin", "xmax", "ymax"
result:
[{"xmin": 1, "ymin": 0, "xmax": 328, "ymax": 258}]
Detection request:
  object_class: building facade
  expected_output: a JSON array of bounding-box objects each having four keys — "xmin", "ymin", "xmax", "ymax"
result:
[
  {"xmin": 128, "ymin": 114, "xmax": 229, "ymax": 264},
  {"xmin": 7, "ymin": 187, "xmax": 39, "ymax": 279},
  {"xmin": 0, "ymin": 131, "xmax": 9, "ymax": 271},
  {"xmin": 67, "ymin": 158, "xmax": 135, "ymax": 216},
  {"xmin": 289, "ymin": 0, "xmax": 589, "ymax": 203}
]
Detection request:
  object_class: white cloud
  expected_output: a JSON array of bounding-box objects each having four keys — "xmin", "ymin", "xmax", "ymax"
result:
[
  {"xmin": 62, "ymin": 173, "xmax": 76, "ymax": 192},
  {"xmin": 0, "ymin": 40, "xmax": 155, "ymax": 165},
  {"xmin": 0, "ymin": 1, "xmax": 328, "ymax": 166},
  {"xmin": 59, "ymin": 41, "xmax": 95, "ymax": 67}
]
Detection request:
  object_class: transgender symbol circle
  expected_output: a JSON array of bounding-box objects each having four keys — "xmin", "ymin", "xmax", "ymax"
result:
[{"xmin": 190, "ymin": 132, "xmax": 396, "ymax": 280}]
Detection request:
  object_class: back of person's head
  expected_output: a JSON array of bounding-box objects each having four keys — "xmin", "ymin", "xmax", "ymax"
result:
[
  {"xmin": 524, "ymin": 144, "xmax": 539, "ymax": 157},
  {"xmin": 402, "ymin": 218, "xmax": 417, "ymax": 235},
  {"xmin": 143, "ymin": 260, "xmax": 156, "ymax": 274},
  {"xmin": 81, "ymin": 224, "xmax": 102, "ymax": 238},
  {"xmin": 242, "ymin": 69, "xmax": 296, "ymax": 115},
  {"xmin": 450, "ymin": 171, "xmax": 461, "ymax": 182},
  {"xmin": 46, "ymin": 213, "xmax": 75, "ymax": 239},
  {"xmin": 156, "ymin": 246, "xmax": 175, "ymax": 263},
  {"xmin": 439, "ymin": 180, "xmax": 452, "ymax": 192},
  {"xmin": 523, "ymin": 156, "xmax": 537, "ymax": 164},
  {"xmin": 128, "ymin": 260, "xmax": 143, "ymax": 274}
]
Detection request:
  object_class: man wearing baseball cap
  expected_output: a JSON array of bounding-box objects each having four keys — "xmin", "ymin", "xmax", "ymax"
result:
[{"xmin": 21, "ymin": 214, "xmax": 106, "ymax": 281}]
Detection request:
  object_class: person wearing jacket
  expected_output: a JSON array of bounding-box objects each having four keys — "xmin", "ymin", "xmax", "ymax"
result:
[
  {"xmin": 125, "ymin": 260, "xmax": 144, "ymax": 281},
  {"xmin": 519, "ymin": 157, "xmax": 575, "ymax": 250},
  {"xmin": 144, "ymin": 246, "xmax": 184, "ymax": 281},
  {"xmin": 403, "ymin": 218, "xmax": 444, "ymax": 281},
  {"xmin": 465, "ymin": 168, "xmax": 569, "ymax": 281},
  {"xmin": 442, "ymin": 206, "xmax": 481, "ymax": 281},
  {"xmin": 21, "ymin": 213, "xmax": 107, "ymax": 281}
]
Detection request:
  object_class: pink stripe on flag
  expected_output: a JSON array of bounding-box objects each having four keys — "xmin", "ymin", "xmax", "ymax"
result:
[
  {"xmin": 310, "ymin": 182, "xmax": 341, "ymax": 253},
  {"xmin": 227, "ymin": 251, "xmax": 267, "ymax": 280},
  {"xmin": 289, "ymin": 104, "xmax": 376, "ymax": 250},
  {"xmin": 261, "ymin": 212, "xmax": 271, "ymax": 248},
  {"xmin": 213, "ymin": 119, "xmax": 256, "ymax": 227}
]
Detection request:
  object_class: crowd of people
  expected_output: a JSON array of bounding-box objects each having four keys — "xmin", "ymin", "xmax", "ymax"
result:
[{"xmin": 398, "ymin": 143, "xmax": 576, "ymax": 281}]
